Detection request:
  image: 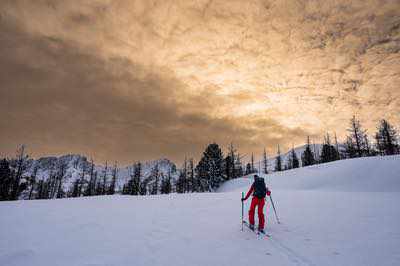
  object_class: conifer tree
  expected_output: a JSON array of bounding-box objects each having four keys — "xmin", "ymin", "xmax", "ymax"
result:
[
  {"xmin": 84, "ymin": 158, "xmax": 95, "ymax": 196},
  {"xmin": 183, "ymin": 158, "xmax": 188, "ymax": 192},
  {"xmin": 132, "ymin": 162, "xmax": 141, "ymax": 195},
  {"xmin": 36, "ymin": 180, "xmax": 45, "ymax": 199},
  {"xmin": 139, "ymin": 177, "xmax": 148, "ymax": 195},
  {"xmin": 176, "ymin": 159, "xmax": 187, "ymax": 193},
  {"xmin": 251, "ymin": 153, "xmax": 255, "ymax": 173},
  {"xmin": 345, "ymin": 136, "xmax": 357, "ymax": 158},
  {"xmin": 0, "ymin": 159, "xmax": 12, "ymax": 201},
  {"xmin": 301, "ymin": 136, "xmax": 315, "ymax": 167},
  {"xmin": 56, "ymin": 161, "xmax": 66, "ymax": 199},
  {"xmin": 347, "ymin": 116, "xmax": 367, "ymax": 157},
  {"xmin": 364, "ymin": 134, "xmax": 371, "ymax": 156},
  {"xmin": 375, "ymin": 119, "xmax": 399, "ymax": 155},
  {"xmin": 224, "ymin": 143, "xmax": 236, "ymax": 180},
  {"xmin": 195, "ymin": 143, "xmax": 224, "ymax": 192},
  {"xmin": 188, "ymin": 159, "xmax": 194, "ymax": 192},
  {"xmin": 78, "ymin": 161, "xmax": 87, "ymax": 197},
  {"xmin": 245, "ymin": 163, "xmax": 252, "ymax": 175},
  {"xmin": 194, "ymin": 160, "xmax": 205, "ymax": 192},
  {"xmin": 150, "ymin": 164, "xmax": 159, "ymax": 195},
  {"xmin": 161, "ymin": 171, "xmax": 172, "ymax": 194},
  {"xmin": 234, "ymin": 153, "xmax": 243, "ymax": 178},
  {"xmin": 334, "ymin": 132, "xmax": 341, "ymax": 159},
  {"xmin": 108, "ymin": 162, "xmax": 118, "ymax": 195},
  {"xmin": 275, "ymin": 145, "xmax": 282, "ymax": 172},
  {"xmin": 289, "ymin": 148, "xmax": 300, "ymax": 169},
  {"xmin": 262, "ymin": 148, "xmax": 268, "ymax": 174},
  {"xmin": 102, "ymin": 162, "xmax": 108, "ymax": 195},
  {"xmin": 28, "ymin": 165, "xmax": 38, "ymax": 200},
  {"xmin": 71, "ymin": 179, "xmax": 80, "ymax": 198},
  {"xmin": 320, "ymin": 133, "xmax": 339, "ymax": 163},
  {"xmin": 10, "ymin": 145, "xmax": 27, "ymax": 200},
  {"xmin": 95, "ymin": 180, "xmax": 103, "ymax": 196}
]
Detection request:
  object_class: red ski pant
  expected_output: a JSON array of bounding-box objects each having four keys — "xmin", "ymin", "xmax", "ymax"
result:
[{"xmin": 249, "ymin": 197, "xmax": 265, "ymax": 230}]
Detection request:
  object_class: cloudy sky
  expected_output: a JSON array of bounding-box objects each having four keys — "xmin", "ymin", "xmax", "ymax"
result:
[{"xmin": 1, "ymin": 0, "xmax": 399, "ymax": 164}]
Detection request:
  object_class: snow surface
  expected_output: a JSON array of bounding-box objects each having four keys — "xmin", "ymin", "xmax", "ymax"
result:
[{"xmin": 1, "ymin": 155, "xmax": 400, "ymax": 266}]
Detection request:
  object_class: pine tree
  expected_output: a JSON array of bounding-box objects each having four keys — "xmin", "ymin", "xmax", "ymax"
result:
[
  {"xmin": 102, "ymin": 162, "xmax": 108, "ymax": 195},
  {"xmin": 251, "ymin": 153, "xmax": 255, "ymax": 173},
  {"xmin": 176, "ymin": 158, "xmax": 187, "ymax": 193},
  {"xmin": 84, "ymin": 158, "xmax": 95, "ymax": 196},
  {"xmin": 224, "ymin": 143, "xmax": 236, "ymax": 180},
  {"xmin": 262, "ymin": 148, "xmax": 268, "ymax": 174},
  {"xmin": 132, "ymin": 162, "xmax": 141, "ymax": 195},
  {"xmin": 275, "ymin": 145, "xmax": 282, "ymax": 172},
  {"xmin": 78, "ymin": 161, "xmax": 87, "ymax": 197},
  {"xmin": 224, "ymin": 154, "xmax": 234, "ymax": 181},
  {"xmin": 71, "ymin": 179, "xmax": 80, "ymax": 198},
  {"xmin": 92, "ymin": 171, "xmax": 98, "ymax": 195},
  {"xmin": 234, "ymin": 153, "xmax": 243, "ymax": 178},
  {"xmin": 289, "ymin": 148, "xmax": 299, "ymax": 169},
  {"xmin": 95, "ymin": 180, "xmax": 103, "ymax": 196},
  {"xmin": 347, "ymin": 116, "xmax": 367, "ymax": 157},
  {"xmin": 320, "ymin": 133, "xmax": 339, "ymax": 163},
  {"xmin": 334, "ymin": 132, "xmax": 341, "ymax": 160},
  {"xmin": 188, "ymin": 159, "xmax": 194, "ymax": 192},
  {"xmin": 194, "ymin": 161, "xmax": 204, "ymax": 192},
  {"xmin": 108, "ymin": 162, "xmax": 118, "ymax": 195},
  {"xmin": 150, "ymin": 164, "xmax": 159, "ymax": 195},
  {"xmin": 364, "ymin": 134, "xmax": 371, "ymax": 156},
  {"xmin": 195, "ymin": 143, "xmax": 224, "ymax": 192},
  {"xmin": 56, "ymin": 161, "xmax": 66, "ymax": 199},
  {"xmin": 183, "ymin": 158, "xmax": 188, "ymax": 192},
  {"xmin": 0, "ymin": 159, "xmax": 12, "ymax": 201},
  {"xmin": 375, "ymin": 119, "xmax": 399, "ymax": 155},
  {"xmin": 139, "ymin": 177, "xmax": 148, "ymax": 195},
  {"xmin": 122, "ymin": 183, "xmax": 129, "ymax": 195},
  {"xmin": 36, "ymin": 180, "xmax": 45, "ymax": 199},
  {"xmin": 10, "ymin": 145, "xmax": 27, "ymax": 200},
  {"xmin": 245, "ymin": 163, "xmax": 252, "ymax": 175},
  {"xmin": 48, "ymin": 169, "xmax": 57, "ymax": 199},
  {"xmin": 28, "ymin": 165, "xmax": 38, "ymax": 200},
  {"xmin": 345, "ymin": 136, "xmax": 357, "ymax": 158},
  {"xmin": 301, "ymin": 136, "xmax": 315, "ymax": 167},
  {"xmin": 161, "ymin": 170, "xmax": 172, "ymax": 194}
]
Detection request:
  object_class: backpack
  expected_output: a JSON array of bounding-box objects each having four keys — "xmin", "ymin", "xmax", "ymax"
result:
[{"xmin": 253, "ymin": 177, "xmax": 267, "ymax": 199}]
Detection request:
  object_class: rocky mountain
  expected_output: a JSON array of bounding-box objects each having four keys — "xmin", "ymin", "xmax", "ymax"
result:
[{"xmin": 20, "ymin": 155, "xmax": 178, "ymax": 196}]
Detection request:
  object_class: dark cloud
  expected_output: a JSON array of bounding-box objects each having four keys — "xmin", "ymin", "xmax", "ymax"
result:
[{"xmin": 0, "ymin": 14, "xmax": 304, "ymax": 164}]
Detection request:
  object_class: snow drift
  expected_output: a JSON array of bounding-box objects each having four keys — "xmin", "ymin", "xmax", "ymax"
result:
[{"xmin": 219, "ymin": 155, "xmax": 400, "ymax": 193}]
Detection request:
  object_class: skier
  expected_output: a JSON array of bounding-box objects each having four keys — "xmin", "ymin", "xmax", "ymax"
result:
[{"xmin": 241, "ymin": 174, "xmax": 271, "ymax": 233}]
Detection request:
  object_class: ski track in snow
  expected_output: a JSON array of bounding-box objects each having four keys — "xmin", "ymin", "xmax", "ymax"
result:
[{"xmin": 267, "ymin": 230, "xmax": 316, "ymax": 266}]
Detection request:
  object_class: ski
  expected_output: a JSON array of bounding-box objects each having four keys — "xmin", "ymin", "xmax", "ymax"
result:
[{"xmin": 242, "ymin": 221, "xmax": 270, "ymax": 237}]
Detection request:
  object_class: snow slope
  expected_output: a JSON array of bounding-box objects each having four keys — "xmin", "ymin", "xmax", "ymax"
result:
[
  {"xmin": 1, "ymin": 155, "xmax": 400, "ymax": 266},
  {"xmin": 220, "ymin": 155, "xmax": 400, "ymax": 192}
]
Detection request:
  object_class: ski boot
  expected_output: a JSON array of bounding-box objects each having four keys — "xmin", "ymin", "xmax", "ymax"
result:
[
  {"xmin": 258, "ymin": 228, "xmax": 265, "ymax": 234},
  {"xmin": 249, "ymin": 224, "xmax": 255, "ymax": 231}
]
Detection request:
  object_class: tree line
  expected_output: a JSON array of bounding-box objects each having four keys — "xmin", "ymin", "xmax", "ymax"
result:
[
  {"xmin": 0, "ymin": 117, "xmax": 399, "ymax": 201},
  {"xmin": 274, "ymin": 117, "xmax": 400, "ymax": 172}
]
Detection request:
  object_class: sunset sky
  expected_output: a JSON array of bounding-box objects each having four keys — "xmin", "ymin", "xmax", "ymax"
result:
[{"xmin": 1, "ymin": 0, "xmax": 399, "ymax": 164}]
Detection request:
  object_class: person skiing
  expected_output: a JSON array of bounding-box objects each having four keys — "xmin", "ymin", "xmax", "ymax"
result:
[{"xmin": 241, "ymin": 174, "xmax": 271, "ymax": 233}]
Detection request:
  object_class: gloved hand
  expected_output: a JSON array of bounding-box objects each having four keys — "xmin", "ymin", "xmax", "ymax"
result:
[
  {"xmin": 241, "ymin": 198, "xmax": 245, "ymax": 202},
  {"xmin": 267, "ymin": 190, "xmax": 271, "ymax": 196}
]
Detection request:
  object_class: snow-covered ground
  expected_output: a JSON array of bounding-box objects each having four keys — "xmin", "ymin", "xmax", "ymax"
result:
[{"xmin": 1, "ymin": 156, "xmax": 400, "ymax": 266}]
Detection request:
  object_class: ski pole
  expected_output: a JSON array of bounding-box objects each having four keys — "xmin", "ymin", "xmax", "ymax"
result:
[
  {"xmin": 241, "ymin": 192, "xmax": 244, "ymax": 231},
  {"xmin": 269, "ymin": 195, "xmax": 280, "ymax": 224}
]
